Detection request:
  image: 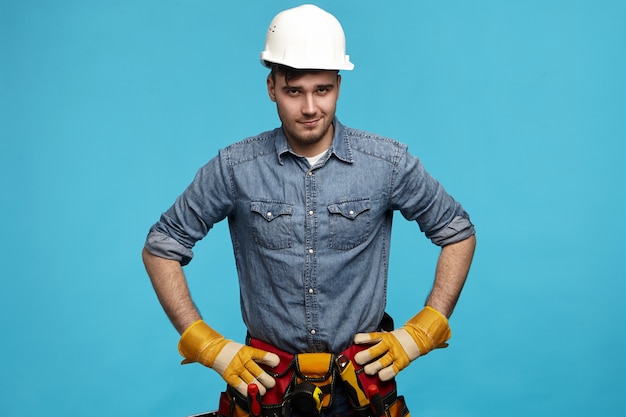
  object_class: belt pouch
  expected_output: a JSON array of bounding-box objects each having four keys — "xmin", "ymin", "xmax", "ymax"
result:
[
  {"xmin": 218, "ymin": 390, "xmax": 250, "ymax": 417},
  {"xmin": 294, "ymin": 353, "xmax": 335, "ymax": 411},
  {"xmin": 385, "ymin": 395, "xmax": 410, "ymax": 417}
]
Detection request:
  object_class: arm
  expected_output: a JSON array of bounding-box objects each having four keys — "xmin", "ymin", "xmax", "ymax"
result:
[
  {"xmin": 142, "ymin": 247, "xmax": 201, "ymax": 334},
  {"xmin": 426, "ymin": 234, "xmax": 476, "ymax": 318}
]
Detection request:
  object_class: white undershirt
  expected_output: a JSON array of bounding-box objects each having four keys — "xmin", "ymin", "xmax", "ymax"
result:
[{"xmin": 306, "ymin": 150, "xmax": 328, "ymax": 167}]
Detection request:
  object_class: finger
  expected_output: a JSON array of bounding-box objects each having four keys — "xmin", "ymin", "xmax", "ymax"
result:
[
  {"xmin": 354, "ymin": 341, "xmax": 389, "ymax": 365},
  {"xmin": 257, "ymin": 351, "xmax": 280, "ymax": 368},
  {"xmin": 245, "ymin": 359, "xmax": 276, "ymax": 390},
  {"xmin": 378, "ymin": 365, "xmax": 399, "ymax": 381},
  {"xmin": 233, "ymin": 380, "xmax": 249, "ymax": 397},
  {"xmin": 353, "ymin": 348, "xmax": 372, "ymax": 365},
  {"xmin": 256, "ymin": 371, "xmax": 276, "ymax": 391},
  {"xmin": 247, "ymin": 347, "xmax": 280, "ymax": 368},
  {"xmin": 354, "ymin": 332, "xmax": 382, "ymax": 345},
  {"xmin": 363, "ymin": 359, "xmax": 383, "ymax": 375},
  {"xmin": 239, "ymin": 370, "xmax": 268, "ymax": 396}
]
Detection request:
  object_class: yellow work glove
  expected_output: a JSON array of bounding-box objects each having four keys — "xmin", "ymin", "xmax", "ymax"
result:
[
  {"xmin": 353, "ymin": 306, "xmax": 451, "ymax": 381},
  {"xmin": 178, "ymin": 320, "xmax": 280, "ymax": 396}
]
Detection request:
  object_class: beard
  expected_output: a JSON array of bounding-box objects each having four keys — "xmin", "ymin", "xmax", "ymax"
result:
[{"xmin": 278, "ymin": 111, "xmax": 335, "ymax": 154}]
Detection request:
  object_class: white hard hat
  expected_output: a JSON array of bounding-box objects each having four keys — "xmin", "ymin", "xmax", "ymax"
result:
[{"xmin": 260, "ymin": 4, "xmax": 354, "ymax": 71}]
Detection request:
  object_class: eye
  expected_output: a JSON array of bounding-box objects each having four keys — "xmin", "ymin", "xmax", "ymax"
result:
[
  {"xmin": 317, "ymin": 86, "xmax": 330, "ymax": 94},
  {"xmin": 286, "ymin": 88, "xmax": 300, "ymax": 96}
]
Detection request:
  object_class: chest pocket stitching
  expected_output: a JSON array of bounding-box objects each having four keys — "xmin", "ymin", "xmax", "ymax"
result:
[
  {"xmin": 250, "ymin": 201, "xmax": 294, "ymax": 250},
  {"xmin": 327, "ymin": 200, "xmax": 370, "ymax": 219},
  {"xmin": 327, "ymin": 199, "xmax": 371, "ymax": 250},
  {"xmin": 251, "ymin": 201, "xmax": 293, "ymax": 221}
]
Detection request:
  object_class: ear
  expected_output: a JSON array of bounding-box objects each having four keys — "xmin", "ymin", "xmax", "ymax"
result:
[
  {"xmin": 336, "ymin": 74, "xmax": 342, "ymax": 99},
  {"xmin": 267, "ymin": 76, "xmax": 277, "ymax": 102}
]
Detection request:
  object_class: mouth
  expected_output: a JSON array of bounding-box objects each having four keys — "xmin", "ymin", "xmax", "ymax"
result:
[{"xmin": 299, "ymin": 118, "xmax": 321, "ymax": 128}]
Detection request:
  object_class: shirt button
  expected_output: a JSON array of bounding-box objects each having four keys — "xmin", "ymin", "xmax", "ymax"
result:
[
  {"xmin": 310, "ymin": 329, "xmax": 316, "ymax": 335},
  {"xmin": 308, "ymin": 248, "xmax": 314, "ymax": 254},
  {"xmin": 349, "ymin": 210, "xmax": 354, "ymax": 215},
  {"xmin": 308, "ymin": 210, "xmax": 314, "ymax": 215},
  {"xmin": 267, "ymin": 212, "xmax": 273, "ymax": 218},
  {"xmin": 307, "ymin": 171, "xmax": 313, "ymax": 176},
  {"xmin": 308, "ymin": 288, "xmax": 314, "ymax": 294}
]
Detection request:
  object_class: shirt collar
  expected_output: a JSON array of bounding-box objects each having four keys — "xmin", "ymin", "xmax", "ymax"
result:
[{"xmin": 275, "ymin": 118, "xmax": 354, "ymax": 165}]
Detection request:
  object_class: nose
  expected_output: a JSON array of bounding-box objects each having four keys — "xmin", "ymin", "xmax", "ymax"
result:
[{"xmin": 302, "ymin": 93, "xmax": 316, "ymax": 115}]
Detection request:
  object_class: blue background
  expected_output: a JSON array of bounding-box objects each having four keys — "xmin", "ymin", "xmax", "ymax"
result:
[{"xmin": 1, "ymin": 1, "xmax": 624, "ymax": 416}]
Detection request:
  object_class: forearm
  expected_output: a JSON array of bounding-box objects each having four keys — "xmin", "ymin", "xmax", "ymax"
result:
[
  {"xmin": 142, "ymin": 247, "xmax": 201, "ymax": 334},
  {"xmin": 426, "ymin": 234, "xmax": 476, "ymax": 318}
]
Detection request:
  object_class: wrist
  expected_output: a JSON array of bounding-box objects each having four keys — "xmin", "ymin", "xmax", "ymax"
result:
[
  {"xmin": 178, "ymin": 320, "xmax": 225, "ymax": 366},
  {"xmin": 405, "ymin": 306, "xmax": 452, "ymax": 353}
]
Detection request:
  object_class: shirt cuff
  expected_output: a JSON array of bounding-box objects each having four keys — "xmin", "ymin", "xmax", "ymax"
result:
[
  {"xmin": 144, "ymin": 230, "xmax": 194, "ymax": 266},
  {"xmin": 430, "ymin": 215, "xmax": 475, "ymax": 246}
]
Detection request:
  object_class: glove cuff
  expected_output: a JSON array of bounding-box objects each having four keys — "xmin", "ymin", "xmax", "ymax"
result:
[
  {"xmin": 178, "ymin": 320, "xmax": 224, "ymax": 366},
  {"xmin": 405, "ymin": 306, "xmax": 452, "ymax": 353}
]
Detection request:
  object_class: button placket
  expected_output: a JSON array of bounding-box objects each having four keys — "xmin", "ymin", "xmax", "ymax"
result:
[{"xmin": 303, "ymin": 167, "xmax": 320, "ymax": 348}]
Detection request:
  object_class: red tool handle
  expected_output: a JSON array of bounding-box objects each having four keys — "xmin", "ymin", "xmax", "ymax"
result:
[
  {"xmin": 367, "ymin": 384, "xmax": 385, "ymax": 417},
  {"xmin": 247, "ymin": 383, "xmax": 262, "ymax": 417}
]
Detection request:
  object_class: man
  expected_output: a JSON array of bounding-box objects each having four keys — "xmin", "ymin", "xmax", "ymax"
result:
[{"xmin": 143, "ymin": 4, "xmax": 475, "ymax": 417}]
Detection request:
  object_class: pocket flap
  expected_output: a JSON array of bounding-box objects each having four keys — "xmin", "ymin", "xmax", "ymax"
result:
[
  {"xmin": 251, "ymin": 201, "xmax": 293, "ymax": 221},
  {"xmin": 327, "ymin": 199, "xmax": 370, "ymax": 220},
  {"xmin": 295, "ymin": 353, "xmax": 335, "ymax": 381}
]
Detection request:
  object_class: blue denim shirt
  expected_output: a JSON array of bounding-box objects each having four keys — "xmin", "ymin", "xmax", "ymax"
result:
[{"xmin": 145, "ymin": 119, "xmax": 474, "ymax": 354}]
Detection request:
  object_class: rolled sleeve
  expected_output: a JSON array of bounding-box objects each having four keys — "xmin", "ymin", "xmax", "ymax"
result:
[
  {"xmin": 143, "ymin": 151, "xmax": 235, "ymax": 266},
  {"xmin": 392, "ymin": 149, "xmax": 475, "ymax": 247},
  {"xmin": 144, "ymin": 230, "xmax": 194, "ymax": 265},
  {"xmin": 429, "ymin": 215, "xmax": 475, "ymax": 246}
]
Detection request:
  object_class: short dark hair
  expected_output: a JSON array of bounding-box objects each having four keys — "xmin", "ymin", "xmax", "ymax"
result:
[{"xmin": 265, "ymin": 62, "xmax": 338, "ymax": 85}]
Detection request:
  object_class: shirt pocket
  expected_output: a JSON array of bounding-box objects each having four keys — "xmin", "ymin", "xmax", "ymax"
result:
[
  {"xmin": 250, "ymin": 201, "xmax": 294, "ymax": 250},
  {"xmin": 327, "ymin": 198, "xmax": 371, "ymax": 250}
]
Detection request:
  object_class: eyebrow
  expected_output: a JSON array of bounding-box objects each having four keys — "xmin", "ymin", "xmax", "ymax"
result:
[{"xmin": 281, "ymin": 84, "xmax": 335, "ymax": 91}]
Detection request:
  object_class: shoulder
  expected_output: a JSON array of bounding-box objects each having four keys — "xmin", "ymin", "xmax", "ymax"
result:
[
  {"xmin": 340, "ymin": 124, "xmax": 408, "ymax": 163},
  {"xmin": 220, "ymin": 127, "xmax": 282, "ymax": 165}
]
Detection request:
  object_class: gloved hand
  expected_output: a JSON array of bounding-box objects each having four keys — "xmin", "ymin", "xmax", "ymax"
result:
[
  {"xmin": 353, "ymin": 306, "xmax": 451, "ymax": 381},
  {"xmin": 178, "ymin": 320, "xmax": 280, "ymax": 396}
]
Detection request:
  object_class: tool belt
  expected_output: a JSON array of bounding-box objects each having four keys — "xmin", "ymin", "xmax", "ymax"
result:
[{"xmin": 217, "ymin": 338, "xmax": 410, "ymax": 417}]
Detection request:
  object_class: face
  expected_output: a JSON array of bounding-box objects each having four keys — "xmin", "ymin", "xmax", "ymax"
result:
[{"xmin": 267, "ymin": 70, "xmax": 341, "ymax": 156}]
